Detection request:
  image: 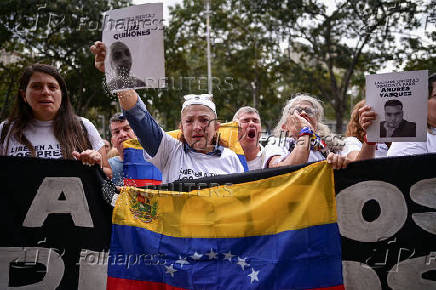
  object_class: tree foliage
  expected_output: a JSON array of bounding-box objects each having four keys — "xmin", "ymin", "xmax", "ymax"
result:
[
  {"xmin": 0, "ymin": 0, "xmax": 432, "ymax": 134},
  {"xmin": 0, "ymin": 0, "xmax": 131, "ymax": 131},
  {"xmin": 262, "ymin": 0, "xmax": 426, "ymax": 132},
  {"xmin": 156, "ymin": 0, "xmax": 429, "ymax": 133},
  {"xmin": 142, "ymin": 0, "xmax": 294, "ymax": 131}
]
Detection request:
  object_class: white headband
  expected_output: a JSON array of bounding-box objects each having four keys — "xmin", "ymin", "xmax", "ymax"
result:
[{"xmin": 181, "ymin": 94, "xmax": 216, "ymax": 115}]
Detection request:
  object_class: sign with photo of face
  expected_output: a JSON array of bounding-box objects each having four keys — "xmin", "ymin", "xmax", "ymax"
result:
[
  {"xmin": 366, "ymin": 70, "xmax": 428, "ymax": 142},
  {"xmin": 102, "ymin": 3, "xmax": 165, "ymax": 93}
]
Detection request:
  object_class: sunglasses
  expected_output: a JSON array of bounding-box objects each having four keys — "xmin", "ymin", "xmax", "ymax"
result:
[{"xmin": 291, "ymin": 106, "xmax": 317, "ymax": 117}]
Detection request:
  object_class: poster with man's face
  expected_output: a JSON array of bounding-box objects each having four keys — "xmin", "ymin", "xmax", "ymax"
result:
[
  {"xmin": 102, "ymin": 4, "xmax": 165, "ymax": 93},
  {"xmin": 366, "ymin": 70, "xmax": 428, "ymax": 142}
]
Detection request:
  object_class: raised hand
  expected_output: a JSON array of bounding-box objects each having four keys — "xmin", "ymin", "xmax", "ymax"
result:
[
  {"xmin": 283, "ymin": 111, "xmax": 313, "ymax": 137},
  {"xmin": 90, "ymin": 41, "xmax": 106, "ymax": 73},
  {"xmin": 358, "ymin": 105, "xmax": 377, "ymax": 131}
]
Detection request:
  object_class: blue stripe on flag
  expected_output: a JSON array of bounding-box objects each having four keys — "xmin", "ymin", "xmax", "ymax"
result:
[{"xmin": 108, "ymin": 223, "xmax": 342, "ymax": 289}]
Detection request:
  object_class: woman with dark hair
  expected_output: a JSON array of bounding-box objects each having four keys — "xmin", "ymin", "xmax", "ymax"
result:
[{"xmin": 0, "ymin": 64, "xmax": 111, "ymax": 174}]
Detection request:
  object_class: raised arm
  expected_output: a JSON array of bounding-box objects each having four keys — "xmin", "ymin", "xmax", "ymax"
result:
[
  {"xmin": 90, "ymin": 42, "xmax": 166, "ymax": 159},
  {"xmin": 268, "ymin": 135, "xmax": 311, "ymax": 168},
  {"xmin": 268, "ymin": 112, "xmax": 312, "ymax": 168}
]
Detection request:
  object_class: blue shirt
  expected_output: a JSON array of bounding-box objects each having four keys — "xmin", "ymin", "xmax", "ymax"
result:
[{"xmin": 108, "ymin": 156, "xmax": 123, "ymax": 186}]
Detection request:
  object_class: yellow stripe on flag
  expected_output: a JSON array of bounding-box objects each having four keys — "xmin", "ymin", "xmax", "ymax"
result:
[
  {"xmin": 113, "ymin": 161, "xmax": 336, "ymax": 238},
  {"xmin": 122, "ymin": 138, "xmax": 144, "ymax": 150}
]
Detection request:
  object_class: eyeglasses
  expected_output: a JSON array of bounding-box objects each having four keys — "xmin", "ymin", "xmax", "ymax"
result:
[{"xmin": 290, "ymin": 106, "xmax": 317, "ymax": 117}]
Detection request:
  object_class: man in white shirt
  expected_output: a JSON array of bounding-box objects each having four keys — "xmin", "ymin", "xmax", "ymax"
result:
[{"xmin": 233, "ymin": 106, "xmax": 269, "ymax": 170}]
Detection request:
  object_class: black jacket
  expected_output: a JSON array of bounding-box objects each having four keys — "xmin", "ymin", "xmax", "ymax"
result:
[{"xmin": 380, "ymin": 120, "xmax": 416, "ymax": 137}]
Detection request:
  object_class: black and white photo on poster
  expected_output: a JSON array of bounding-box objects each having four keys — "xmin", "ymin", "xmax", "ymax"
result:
[
  {"xmin": 102, "ymin": 3, "xmax": 165, "ymax": 93},
  {"xmin": 365, "ymin": 70, "xmax": 428, "ymax": 142}
]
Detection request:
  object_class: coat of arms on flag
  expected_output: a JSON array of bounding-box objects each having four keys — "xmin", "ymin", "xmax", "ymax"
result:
[{"xmin": 107, "ymin": 162, "xmax": 344, "ymax": 289}]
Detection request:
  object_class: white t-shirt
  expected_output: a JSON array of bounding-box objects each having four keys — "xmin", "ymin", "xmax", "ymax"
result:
[
  {"xmin": 246, "ymin": 144, "xmax": 281, "ymax": 171},
  {"xmin": 123, "ymin": 97, "xmax": 246, "ymax": 184},
  {"xmin": 246, "ymin": 145, "xmax": 264, "ymax": 171},
  {"xmin": 0, "ymin": 118, "xmax": 103, "ymax": 158},
  {"xmin": 387, "ymin": 128, "xmax": 436, "ymax": 156},
  {"xmin": 340, "ymin": 136, "xmax": 388, "ymax": 158},
  {"xmin": 146, "ymin": 131, "xmax": 245, "ymax": 184},
  {"xmin": 340, "ymin": 137, "xmax": 361, "ymax": 157},
  {"xmin": 263, "ymin": 137, "xmax": 326, "ymax": 167}
]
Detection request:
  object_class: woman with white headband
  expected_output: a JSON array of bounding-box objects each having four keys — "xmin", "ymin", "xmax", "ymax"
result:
[{"xmin": 91, "ymin": 42, "xmax": 245, "ymax": 184}]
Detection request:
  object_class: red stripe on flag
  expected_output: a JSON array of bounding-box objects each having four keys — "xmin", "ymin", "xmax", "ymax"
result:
[
  {"xmin": 123, "ymin": 178, "xmax": 162, "ymax": 187},
  {"xmin": 107, "ymin": 277, "xmax": 188, "ymax": 290}
]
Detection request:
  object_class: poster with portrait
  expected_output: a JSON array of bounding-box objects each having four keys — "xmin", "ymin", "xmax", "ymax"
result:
[
  {"xmin": 102, "ymin": 3, "xmax": 165, "ymax": 93},
  {"xmin": 366, "ymin": 70, "xmax": 428, "ymax": 142}
]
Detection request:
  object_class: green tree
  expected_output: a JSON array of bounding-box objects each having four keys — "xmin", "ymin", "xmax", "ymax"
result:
[
  {"xmin": 264, "ymin": 0, "xmax": 425, "ymax": 132},
  {"xmin": 0, "ymin": 0, "xmax": 131, "ymax": 125},
  {"xmin": 142, "ymin": 0, "xmax": 300, "ymax": 131},
  {"xmin": 402, "ymin": 1, "xmax": 436, "ymax": 75}
]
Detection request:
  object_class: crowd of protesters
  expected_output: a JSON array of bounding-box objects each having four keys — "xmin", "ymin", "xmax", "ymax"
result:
[{"xmin": 1, "ymin": 43, "xmax": 435, "ymax": 187}]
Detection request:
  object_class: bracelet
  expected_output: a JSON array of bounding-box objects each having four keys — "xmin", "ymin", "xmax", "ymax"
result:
[
  {"xmin": 298, "ymin": 127, "xmax": 313, "ymax": 138},
  {"xmin": 297, "ymin": 127, "xmax": 326, "ymax": 151},
  {"xmin": 364, "ymin": 135, "xmax": 376, "ymax": 145}
]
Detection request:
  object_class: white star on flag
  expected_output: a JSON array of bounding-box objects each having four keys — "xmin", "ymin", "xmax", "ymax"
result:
[
  {"xmin": 206, "ymin": 248, "xmax": 217, "ymax": 260},
  {"xmin": 248, "ymin": 268, "xmax": 260, "ymax": 283},
  {"xmin": 223, "ymin": 251, "xmax": 235, "ymax": 262},
  {"xmin": 175, "ymin": 256, "xmax": 190, "ymax": 268},
  {"xmin": 190, "ymin": 251, "xmax": 203, "ymax": 260},
  {"xmin": 165, "ymin": 264, "xmax": 177, "ymax": 277},
  {"xmin": 237, "ymin": 257, "xmax": 250, "ymax": 270}
]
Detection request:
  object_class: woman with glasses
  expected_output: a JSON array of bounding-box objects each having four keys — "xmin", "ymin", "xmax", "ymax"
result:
[
  {"xmin": 91, "ymin": 42, "xmax": 245, "ymax": 184},
  {"xmin": 264, "ymin": 94, "xmax": 348, "ymax": 169}
]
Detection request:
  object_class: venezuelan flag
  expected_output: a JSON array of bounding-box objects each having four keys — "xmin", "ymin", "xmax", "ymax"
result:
[
  {"xmin": 108, "ymin": 162, "xmax": 344, "ymax": 289},
  {"xmin": 123, "ymin": 139, "xmax": 162, "ymax": 187},
  {"xmin": 167, "ymin": 121, "xmax": 249, "ymax": 172}
]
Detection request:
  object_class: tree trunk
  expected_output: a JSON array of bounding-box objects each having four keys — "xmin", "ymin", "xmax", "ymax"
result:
[
  {"xmin": 0, "ymin": 75, "xmax": 14, "ymax": 120},
  {"xmin": 335, "ymin": 97, "xmax": 345, "ymax": 134}
]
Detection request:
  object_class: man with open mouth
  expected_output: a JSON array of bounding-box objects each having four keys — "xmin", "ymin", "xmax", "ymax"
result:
[{"xmin": 233, "ymin": 106, "xmax": 278, "ymax": 170}]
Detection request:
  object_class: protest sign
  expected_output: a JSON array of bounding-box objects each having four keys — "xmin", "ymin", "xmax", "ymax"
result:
[
  {"xmin": 102, "ymin": 3, "xmax": 165, "ymax": 92},
  {"xmin": 366, "ymin": 70, "xmax": 428, "ymax": 142}
]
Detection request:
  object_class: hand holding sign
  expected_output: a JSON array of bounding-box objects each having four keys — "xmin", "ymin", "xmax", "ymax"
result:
[
  {"xmin": 90, "ymin": 41, "xmax": 106, "ymax": 73},
  {"xmin": 101, "ymin": 4, "xmax": 165, "ymax": 93}
]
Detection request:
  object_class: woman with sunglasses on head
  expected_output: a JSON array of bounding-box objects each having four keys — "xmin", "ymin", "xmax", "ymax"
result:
[
  {"xmin": 264, "ymin": 94, "xmax": 348, "ymax": 169},
  {"xmin": 0, "ymin": 64, "xmax": 111, "ymax": 175},
  {"xmin": 91, "ymin": 42, "xmax": 245, "ymax": 184}
]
